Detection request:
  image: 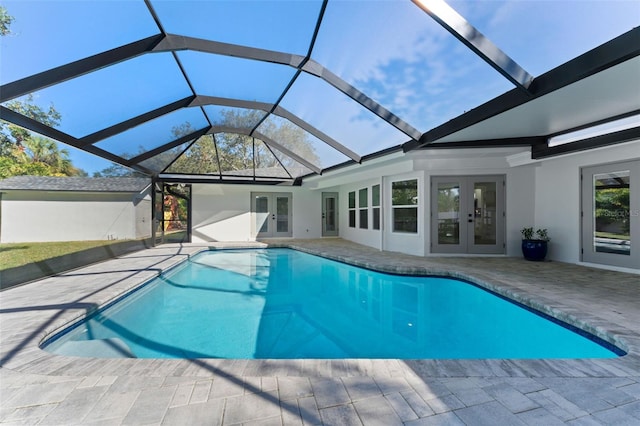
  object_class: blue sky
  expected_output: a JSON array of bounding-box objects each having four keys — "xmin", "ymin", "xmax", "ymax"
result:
[{"xmin": 2, "ymin": 0, "xmax": 639, "ymax": 174}]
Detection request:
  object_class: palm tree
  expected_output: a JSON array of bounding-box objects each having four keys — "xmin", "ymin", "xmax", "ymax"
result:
[{"xmin": 23, "ymin": 136, "xmax": 81, "ymax": 176}]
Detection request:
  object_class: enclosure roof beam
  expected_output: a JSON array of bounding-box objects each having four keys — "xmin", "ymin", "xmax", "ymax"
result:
[
  {"xmin": 253, "ymin": 130, "xmax": 322, "ymax": 175},
  {"xmin": 404, "ymin": 136, "xmax": 544, "ymax": 151},
  {"xmin": 273, "ymin": 106, "xmax": 361, "ymax": 162},
  {"xmin": 412, "ymin": 0, "xmax": 533, "ymax": 91},
  {"xmin": 208, "ymin": 125, "xmax": 254, "ymax": 135},
  {"xmin": 408, "ymin": 27, "xmax": 640, "ymax": 149},
  {"xmin": 301, "ymin": 59, "xmax": 422, "ymax": 141},
  {"xmin": 2, "ymin": 31, "xmax": 417, "ymax": 159},
  {"xmin": 0, "ymin": 106, "xmax": 153, "ymax": 176},
  {"xmin": 532, "ymin": 126, "xmax": 640, "ymax": 159},
  {"xmin": 194, "ymin": 96, "xmax": 360, "ymax": 162},
  {"xmin": 152, "ymin": 34, "xmax": 306, "ymax": 67},
  {"xmin": 205, "ymin": 125, "xmax": 321, "ymax": 174},
  {"xmin": 125, "ymin": 126, "xmax": 211, "ymax": 166},
  {"xmin": 80, "ymin": 96, "xmax": 196, "ymax": 146},
  {"xmin": 0, "ymin": 35, "xmax": 165, "ymax": 103},
  {"xmin": 157, "ymin": 174, "xmax": 300, "ymax": 186},
  {"xmin": 190, "ymin": 95, "xmax": 273, "ymax": 112},
  {"xmin": 154, "ymin": 34, "xmax": 420, "ymax": 143}
]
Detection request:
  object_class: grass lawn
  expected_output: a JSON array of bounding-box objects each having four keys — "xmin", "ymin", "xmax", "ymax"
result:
[{"xmin": 0, "ymin": 240, "xmax": 126, "ymax": 270}]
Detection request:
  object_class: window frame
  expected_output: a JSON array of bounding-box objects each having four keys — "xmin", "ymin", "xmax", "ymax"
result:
[
  {"xmin": 391, "ymin": 179, "xmax": 418, "ymax": 234},
  {"xmin": 358, "ymin": 187, "xmax": 368, "ymax": 229},
  {"xmin": 348, "ymin": 190, "xmax": 356, "ymax": 228},
  {"xmin": 372, "ymin": 184, "xmax": 381, "ymax": 230}
]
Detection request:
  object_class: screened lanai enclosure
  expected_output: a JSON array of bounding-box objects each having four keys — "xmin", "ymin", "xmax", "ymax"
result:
[
  {"xmin": 1, "ymin": 1, "xmax": 639, "ymax": 267},
  {"xmin": 1, "ymin": 0, "xmax": 638, "ymax": 183}
]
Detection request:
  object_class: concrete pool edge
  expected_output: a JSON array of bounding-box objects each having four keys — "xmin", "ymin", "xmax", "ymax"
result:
[{"xmin": 2, "ymin": 241, "xmax": 639, "ymax": 379}]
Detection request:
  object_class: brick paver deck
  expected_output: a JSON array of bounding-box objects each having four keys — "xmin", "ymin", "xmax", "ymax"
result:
[{"xmin": 1, "ymin": 239, "xmax": 639, "ymax": 425}]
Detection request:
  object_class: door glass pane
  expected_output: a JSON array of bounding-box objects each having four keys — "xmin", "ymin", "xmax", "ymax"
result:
[
  {"xmin": 473, "ymin": 182, "xmax": 497, "ymax": 245},
  {"xmin": 325, "ymin": 198, "xmax": 336, "ymax": 232},
  {"xmin": 276, "ymin": 197, "xmax": 289, "ymax": 233},
  {"xmin": 593, "ymin": 171, "xmax": 630, "ymax": 255},
  {"xmin": 437, "ymin": 183, "xmax": 460, "ymax": 244},
  {"xmin": 255, "ymin": 196, "xmax": 269, "ymax": 234}
]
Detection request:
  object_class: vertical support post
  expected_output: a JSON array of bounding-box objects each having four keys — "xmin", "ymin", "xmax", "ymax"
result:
[
  {"xmin": 160, "ymin": 183, "xmax": 165, "ymax": 243},
  {"xmin": 150, "ymin": 177, "xmax": 157, "ymax": 247},
  {"xmin": 0, "ymin": 192, "xmax": 3, "ymax": 243},
  {"xmin": 187, "ymin": 184, "xmax": 193, "ymax": 243}
]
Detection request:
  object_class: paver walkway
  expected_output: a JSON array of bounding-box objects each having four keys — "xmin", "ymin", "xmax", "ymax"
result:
[{"xmin": 1, "ymin": 239, "xmax": 639, "ymax": 425}]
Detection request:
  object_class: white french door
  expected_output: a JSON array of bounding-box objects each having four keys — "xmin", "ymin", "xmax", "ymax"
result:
[
  {"xmin": 581, "ymin": 161, "xmax": 639, "ymax": 269},
  {"xmin": 251, "ymin": 192, "xmax": 292, "ymax": 238},
  {"xmin": 431, "ymin": 175, "xmax": 505, "ymax": 254}
]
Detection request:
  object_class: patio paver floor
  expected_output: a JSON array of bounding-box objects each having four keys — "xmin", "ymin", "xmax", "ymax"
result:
[{"xmin": 1, "ymin": 239, "xmax": 639, "ymax": 425}]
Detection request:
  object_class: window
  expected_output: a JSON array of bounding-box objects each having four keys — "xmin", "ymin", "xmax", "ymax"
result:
[
  {"xmin": 359, "ymin": 188, "xmax": 368, "ymax": 229},
  {"xmin": 348, "ymin": 191, "xmax": 356, "ymax": 228},
  {"xmin": 372, "ymin": 184, "xmax": 380, "ymax": 230},
  {"xmin": 392, "ymin": 179, "xmax": 418, "ymax": 233}
]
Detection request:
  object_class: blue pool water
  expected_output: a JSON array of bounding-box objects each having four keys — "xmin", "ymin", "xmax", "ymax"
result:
[{"xmin": 43, "ymin": 248, "xmax": 623, "ymax": 359}]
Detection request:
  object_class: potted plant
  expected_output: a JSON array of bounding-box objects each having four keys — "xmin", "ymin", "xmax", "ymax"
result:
[{"xmin": 521, "ymin": 227, "xmax": 550, "ymax": 261}]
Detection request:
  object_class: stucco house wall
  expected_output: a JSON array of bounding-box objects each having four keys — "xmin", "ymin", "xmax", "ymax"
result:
[
  {"xmin": 0, "ymin": 177, "xmax": 151, "ymax": 243},
  {"xmin": 305, "ymin": 148, "xmax": 534, "ymax": 258},
  {"xmin": 411, "ymin": 147, "xmax": 537, "ymax": 257},
  {"xmin": 168, "ymin": 139, "xmax": 640, "ymax": 272},
  {"xmin": 532, "ymin": 140, "xmax": 640, "ymax": 267},
  {"xmin": 191, "ymin": 184, "xmax": 320, "ymax": 242},
  {"xmin": 337, "ymin": 177, "xmax": 384, "ymax": 251},
  {"xmin": 302, "ymin": 141, "xmax": 639, "ymax": 272}
]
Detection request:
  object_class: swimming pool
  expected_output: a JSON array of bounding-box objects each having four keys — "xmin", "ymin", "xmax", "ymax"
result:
[{"xmin": 43, "ymin": 248, "xmax": 623, "ymax": 359}]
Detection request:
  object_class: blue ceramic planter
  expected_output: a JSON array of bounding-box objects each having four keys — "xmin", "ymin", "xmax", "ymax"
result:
[{"xmin": 522, "ymin": 240, "xmax": 548, "ymax": 261}]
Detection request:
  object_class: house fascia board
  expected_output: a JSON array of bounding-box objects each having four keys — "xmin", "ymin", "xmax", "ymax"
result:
[{"xmin": 305, "ymin": 157, "xmax": 413, "ymax": 190}]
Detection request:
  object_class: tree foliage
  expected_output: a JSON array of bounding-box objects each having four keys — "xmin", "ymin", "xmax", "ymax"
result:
[
  {"xmin": 0, "ymin": 6, "xmax": 14, "ymax": 36},
  {"xmin": 393, "ymin": 180, "xmax": 419, "ymax": 205},
  {"xmin": 168, "ymin": 109, "xmax": 319, "ymax": 176},
  {"xmin": 0, "ymin": 96, "xmax": 85, "ymax": 177},
  {"xmin": 92, "ymin": 163, "xmax": 145, "ymax": 178},
  {"xmin": 595, "ymin": 187, "xmax": 630, "ymax": 233},
  {"xmin": 437, "ymin": 187, "xmax": 459, "ymax": 212}
]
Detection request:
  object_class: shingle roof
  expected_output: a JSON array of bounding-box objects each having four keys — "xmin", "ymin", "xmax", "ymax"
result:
[{"xmin": 0, "ymin": 176, "xmax": 151, "ymax": 193}]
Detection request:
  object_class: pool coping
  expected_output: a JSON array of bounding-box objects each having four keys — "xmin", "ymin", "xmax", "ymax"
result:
[{"xmin": 2, "ymin": 241, "xmax": 640, "ymax": 380}]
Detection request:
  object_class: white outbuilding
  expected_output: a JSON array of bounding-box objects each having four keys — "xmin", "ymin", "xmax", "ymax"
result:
[{"xmin": 0, "ymin": 176, "xmax": 151, "ymax": 243}]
